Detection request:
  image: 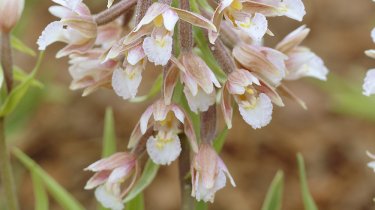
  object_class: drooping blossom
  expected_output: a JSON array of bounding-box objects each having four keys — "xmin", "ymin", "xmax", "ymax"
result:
[
  {"xmin": 123, "ymin": 2, "xmax": 216, "ymax": 66},
  {"xmin": 191, "ymin": 143, "xmax": 235, "ymax": 203},
  {"xmin": 37, "ymin": 0, "xmax": 97, "ymax": 58},
  {"xmin": 0, "ymin": 0, "xmax": 24, "ymax": 32},
  {"xmin": 209, "ymin": 0, "xmax": 306, "ymax": 43},
  {"xmin": 276, "ymin": 25, "xmax": 329, "ymax": 81},
  {"xmin": 129, "ymin": 100, "xmax": 197, "ymax": 165},
  {"xmin": 221, "ymin": 69, "xmax": 284, "ymax": 129},
  {"xmin": 85, "ymin": 152, "xmax": 138, "ymax": 210},
  {"xmin": 233, "ymin": 44, "xmax": 288, "ymax": 87}
]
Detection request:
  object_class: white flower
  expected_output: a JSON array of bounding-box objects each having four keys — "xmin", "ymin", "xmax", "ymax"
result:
[
  {"xmin": 183, "ymin": 86, "xmax": 216, "ymax": 113},
  {"xmin": 142, "ymin": 34, "xmax": 173, "ymax": 66},
  {"xmin": 363, "ymin": 69, "xmax": 375, "ymax": 96},
  {"xmin": 95, "ymin": 185, "xmax": 124, "ymax": 210},
  {"xmin": 238, "ymin": 93, "xmax": 273, "ymax": 129},
  {"xmin": 112, "ymin": 64, "xmax": 143, "ymax": 100},
  {"xmin": 278, "ymin": 0, "xmax": 306, "ymax": 22},
  {"xmin": 367, "ymin": 151, "xmax": 375, "ymax": 172},
  {"xmin": 146, "ymin": 131, "xmax": 182, "ymax": 165},
  {"xmin": 235, "ymin": 13, "xmax": 268, "ymax": 41},
  {"xmin": 285, "ymin": 47, "xmax": 329, "ymax": 81},
  {"xmin": 0, "ymin": 0, "xmax": 24, "ymax": 32}
]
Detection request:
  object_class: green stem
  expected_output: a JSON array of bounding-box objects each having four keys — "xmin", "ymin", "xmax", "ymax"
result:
[{"xmin": 0, "ymin": 118, "xmax": 18, "ymax": 210}]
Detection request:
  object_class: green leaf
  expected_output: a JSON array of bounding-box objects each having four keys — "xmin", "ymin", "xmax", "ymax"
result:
[
  {"xmin": 261, "ymin": 171, "xmax": 284, "ymax": 210},
  {"xmin": 0, "ymin": 65, "xmax": 4, "ymax": 89},
  {"xmin": 0, "ymin": 53, "xmax": 44, "ymax": 116},
  {"xmin": 130, "ymin": 74, "xmax": 162, "ymax": 103},
  {"xmin": 213, "ymin": 128, "xmax": 229, "ymax": 153},
  {"xmin": 31, "ymin": 171, "xmax": 49, "ymax": 210},
  {"xmin": 14, "ymin": 66, "xmax": 44, "ymax": 88},
  {"xmin": 125, "ymin": 193, "xmax": 145, "ymax": 210},
  {"xmin": 195, "ymin": 201, "xmax": 208, "ymax": 210},
  {"xmin": 124, "ymin": 159, "xmax": 159, "ymax": 203},
  {"xmin": 11, "ymin": 35, "xmax": 36, "ymax": 57},
  {"xmin": 102, "ymin": 107, "xmax": 117, "ymax": 157},
  {"xmin": 13, "ymin": 148, "xmax": 85, "ymax": 210},
  {"xmin": 297, "ymin": 153, "xmax": 318, "ymax": 210}
]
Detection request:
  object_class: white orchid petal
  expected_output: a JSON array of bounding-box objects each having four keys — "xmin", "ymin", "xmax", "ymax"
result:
[
  {"xmin": 235, "ymin": 13, "xmax": 267, "ymax": 40},
  {"xmin": 112, "ymin": 66, "xmax": 143, "ymax": 100},
  {"xmin": 94, "ymin": 185, "xmax": 124, "ymax": 210},
  {"xmin": 146, "ymin": 134, "xmax": 181, "ymax": 165},
  {"xmin": 143, "ymin": 35, "xmax": 173, "ymax": 66},
  {"xmin": 37, "ymin": 21, "xmax": 67, "ymax": 50},
  {"xmin": 162, "ymin": 9, "xmax": 179, "ymax": 31},
  {"xmin": 238, "ymin": 93, "xmax": 273, "ymax": 129},
  {"xmin": 184, "ymin": 87, "xmax": 216, "ymax": 113}
]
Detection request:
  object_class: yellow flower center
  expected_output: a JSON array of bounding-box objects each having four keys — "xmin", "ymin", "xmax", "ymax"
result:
[
  {"xmin": 153, "ymin": 15, "xmax": 164, "ymax": 27},
  {"xmin": 230, "ymin": 0, "xmax": 243, "ymax": 10},
  {"xmin": 155, "ymin": 136, "xmax": 174, "ymax": 150}
]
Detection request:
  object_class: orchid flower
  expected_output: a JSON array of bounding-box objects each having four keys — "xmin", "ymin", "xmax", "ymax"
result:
[
  {"xmin": 129, "ymin": 100, "xmax": 197, "ymax": 165},
  {"xmin": 209, "ymin": 0, "xmax": 306, "ymax": 43},
  {"xmin": 191, "ymin": 143, "xmax": 236, "ymax": 203},
  {"xmin": 276, "ymin": 25, "xmax": 329, "ymax": 81},
  {"xmin": 85, "ymin": 152, "xmax": 138, "ymax": 210},
  {"xmin": 221, "ymin": 69, "xmax": 284, "ymax": 129},
  {"xmin": 37, "ymin": 0, "xmax": 97, "ymax": 58},
  {"xmin": 123, "ymin": 2, "xmax": 216, "ymax": 66}
]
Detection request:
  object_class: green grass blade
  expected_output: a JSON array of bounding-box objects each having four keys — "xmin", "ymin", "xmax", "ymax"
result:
[
  {"xmin": 13, "ymin": 148, "xmax": 85, "ymax": 210},
  {"xmin": 11, "ymin": 35, "xmax": 36, "ymax": 57},
  {"xmin": 125, "ymin": 193, "xmax": 145, "ymax": 210},
  {"xmin": 261, "ymin": 171, "xmax": 284, "ymax": 210},
  {"xmin": 102, "ymin": 107, "xmax": 116, "ymax": 157},
  {"xmin": 297, "ymin": 153, "xmax": 318, "ymax": 210},
  {"xmin": 31, "ymin": 171, "xmax": 49, "ymax": 210},
  {"xmin": 124, "ymin": 159, "xmax": 159, "ymax": 203}
]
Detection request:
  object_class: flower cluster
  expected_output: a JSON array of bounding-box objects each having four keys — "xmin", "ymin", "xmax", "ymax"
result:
[{"xmin": 38, "ymin": 0, "xmax": 329, "ymax": 208}]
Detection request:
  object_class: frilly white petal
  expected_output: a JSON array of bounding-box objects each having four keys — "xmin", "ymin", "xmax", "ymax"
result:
[
  {"xmin": 142, "ymin": 35, "xmax": 173, "ymax": 66},
  {"xmin": 235, "ymin": 13, "xmax": 267, "ymax": 41},
  {"xmin": 94, "ymin": 185, "xmax": 124, "ymax": 210},
  {"xmin": 37, "ymin": 21, "xmax": 67, "ymax": 50},
  {"xmin": 146, "ymin": 134, "xmax": 181, "ymax": 165},
  {"xmin": 371, "ymin": 28, "xmax": 375, "ymax": 43},
  {"xmin": 127, "ymin": 46, "xmax": 145, "ymax": 65},
  {"xmin": 112, "ymin": 66, "xmax": 142, "ymax": 100},
  {"xmin": 363, "ymin": 69, "xmax": 375, "ymax": 96},
  {"xmin": 238, "ymin": 93, "xmax": 273, "ymax": 129},
  {"xmin": 184, "ymin": 87, "xmax": 216, "ymax": 113}
]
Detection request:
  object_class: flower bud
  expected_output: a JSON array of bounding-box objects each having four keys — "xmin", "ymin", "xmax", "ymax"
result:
[{"xmin": 0, "ymin": 0, "xmax": 24, "ymax": 32}]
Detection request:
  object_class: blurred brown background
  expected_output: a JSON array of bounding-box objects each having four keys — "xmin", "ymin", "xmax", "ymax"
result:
[{"xmin": 4, "ymin": 0, "xmax": 375, "ymax": 209}]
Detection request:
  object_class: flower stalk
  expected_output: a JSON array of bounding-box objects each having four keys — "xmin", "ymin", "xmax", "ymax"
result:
[
  {"xmin": 178, "ymin": 135, "xmax": 194, "ymax": 210},
  {"xmin": 0, "ymin": 31, "xmax": 18, "ymax": 210},
  {"xmin": 94, "ymin": 0, "xmax": 137, "ymax": 26}
]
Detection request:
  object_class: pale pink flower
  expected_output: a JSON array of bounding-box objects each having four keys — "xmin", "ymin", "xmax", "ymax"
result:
[
  {"xmin": 68, "ymin": 49, "xmax": 119, "ymax": 96},
  {"xmin": 209, "ymin": 0, "xmax": 305, "ymax": 43},
  {"xmin": 233, "ymin": 44, "xmax": 288, "ymax": 87},
  {"xmin": 37, "ymin": 0, "xmax": 97, "ymax": 58},
  {"xmin": 85, "ymin": 152, "xmax": 138, "ymax": 210},
  {"xmin": 363, "ymin": 27, "xmax": 375, "ymax": 96},
  {"xmin": 276, "ymin": 25, "xmax": 329, "ymax": 81},
  {"xmin": 0, "ymin": 0, "xmax": 24, "ymax": 32},
  {"xmin": 111, "ymin": 44, "xmax": 146, "ymax": 100},
  {"xmin": 191, "ymin": 144, "xmax": 235, "ymax": 203},
  {"xmin": 129, "ymin": 100, "xmax": 198, "ymax": 165},
  {"xmin": 124, "ymin": 2, "xmax": 216, "ymax": 66},
  {"xmin": 222, "ymin": 69, "xmax": 283, "ymax": 129},
  {"xmin": 164, "ymin": 52, "xmax": 221, "ymax": 113}
]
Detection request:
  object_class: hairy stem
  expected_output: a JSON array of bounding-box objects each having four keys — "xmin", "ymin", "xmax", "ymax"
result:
[
  {"xmin": 207, "ymin": 36, "xmax": 236, "ymax": 74},
  {"xmin": 94, "ymin": 0, "xmax": 137, "ymax": 26},
  {"xmin": 178, "ymin": 136, "xmax": 194, "ymax": 210},
  {"xmin": 1, "ymin": 32, "xmax": 13, "ymax": 93},
  {"xmin": 0, "ymin": 31, "xmax": 18, "ymax": 210},
  {"xmin": 179, "ymin": 0, "xmax": 193, "ymax": 52},
  {"xmin": 135, "ymin": 0, "xmax": 152, "ymax": 24},
  {"xmin": 200, "ymin": 105, "xmax": 217, "ymax": 144}
]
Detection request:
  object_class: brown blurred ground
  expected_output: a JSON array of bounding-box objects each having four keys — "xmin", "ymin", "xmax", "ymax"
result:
[{"xmin": 6, "ymin": 0, "xmax": 375, "ymax": 210}]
